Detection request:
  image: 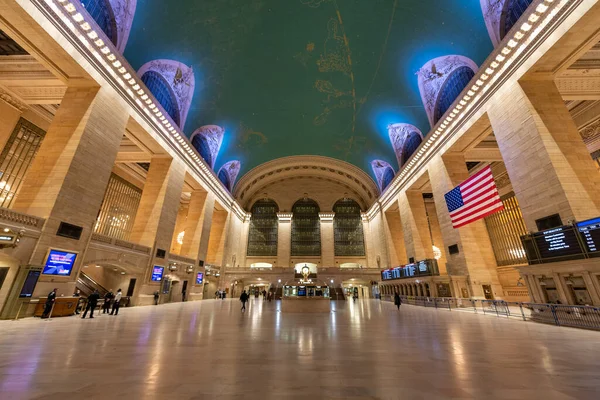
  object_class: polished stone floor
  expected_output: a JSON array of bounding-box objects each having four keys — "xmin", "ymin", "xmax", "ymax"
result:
[{"xmin": 0, "ymin": 299, "xmax": 599, "ymax": 400}]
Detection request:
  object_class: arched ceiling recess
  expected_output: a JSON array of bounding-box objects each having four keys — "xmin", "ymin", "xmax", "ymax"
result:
[
  {"xmin": 125, "ymin": 0, "xmax": 493, "ymax": 179},
  {"xmin": 234, "ymin": 156, "xmax": 379, "ymax": 211}
]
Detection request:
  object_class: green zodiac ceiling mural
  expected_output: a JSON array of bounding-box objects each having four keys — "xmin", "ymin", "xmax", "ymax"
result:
[{"xmin": 125, "ymin": 0, "xmax": 494, "ymax": 181}]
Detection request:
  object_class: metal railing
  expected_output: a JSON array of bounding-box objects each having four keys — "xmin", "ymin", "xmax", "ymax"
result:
[{"xmin": 381, "ymin": 295, "xmax": 600, "ymax": 331}]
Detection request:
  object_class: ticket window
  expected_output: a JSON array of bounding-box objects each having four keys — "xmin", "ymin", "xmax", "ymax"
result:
[
  {"xmin": 540, "ymin": 278, "xmax": 559, "ymax": 304},
  {"xmin": 566, "ymin": 276, "xmax": 592, "ymax": 306}
]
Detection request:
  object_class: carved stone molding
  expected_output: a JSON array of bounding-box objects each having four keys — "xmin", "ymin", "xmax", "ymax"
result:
[{"xmin": 0, "ymin": 85, "xmax": 27, "ymax": 111}]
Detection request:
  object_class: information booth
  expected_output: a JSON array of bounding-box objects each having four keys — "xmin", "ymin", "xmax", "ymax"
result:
[{"xmin": 281, "ymin": 264, "xmax": 331, "ymax": 313}]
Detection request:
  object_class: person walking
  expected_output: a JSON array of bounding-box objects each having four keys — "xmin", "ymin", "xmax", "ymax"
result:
[
  {"xmin": 73, "ymin": 289, "xmax": 82, "ymax": 315},
  {"xmin": 82, "ymin": 290, "xmax": 100, "ymax": 319},
  {"xmin": 103, "ymin": 289, "xmax": 114, "ymax": 314},
  {"xmin": 240, "ymin": 290, "xmax": 249, "ymax": 312},
  {"xmin": 394, "ymin": 292, "xmax": 402, "ymax": 310},
  {"xmin": 110, "ymin": 289, "xmax": 122, "ymax": 315},
  {"xmin": 154, "ymin": 291, "xmax": 160, "ymax": 305},
  {"xmin": 41, "ymin": 288, "xmax": 58, "ymax": 319}
]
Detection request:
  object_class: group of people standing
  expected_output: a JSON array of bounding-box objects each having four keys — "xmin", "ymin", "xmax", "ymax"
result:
[
  {"xmin": 81, "ymin": 288, "xmax": 122, "ymax": 318},
  {"xmin": 40, "ymin": 288, "xmax": 123, "ymax": 319}
]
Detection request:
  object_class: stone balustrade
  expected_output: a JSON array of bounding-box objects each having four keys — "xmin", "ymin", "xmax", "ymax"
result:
[
  {"xmin": 0, "ymin": 207, "xmax": 45, "ymax": 229},
  {"xmin": 90, "ymin": 233, "xmax": 152, "ymax": 255}
]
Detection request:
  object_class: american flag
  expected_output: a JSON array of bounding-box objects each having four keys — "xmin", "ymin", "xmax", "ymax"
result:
[{"xmin": 444, "ymin": 166, "xmax": 504, "ymax": 229}]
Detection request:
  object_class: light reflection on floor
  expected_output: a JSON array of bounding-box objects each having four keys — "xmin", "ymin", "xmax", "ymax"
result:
[{"xmin": 0, "ymin": 299, "xmax": 598, "ymax": 399}]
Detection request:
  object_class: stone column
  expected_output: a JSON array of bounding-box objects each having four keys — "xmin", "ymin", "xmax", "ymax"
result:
[
  {"xmin": 384, "ymin": 209, "xmax": 408, "ymax": 266},
  {"xmin": 581, "ymin": 271, "xmax": 600, "ymax": 306},
  {"xmin": 399, "ymin": 191, "xmax": 434, "ymax": 262},
  {"xmin": 319, "ymin": 212, "xmax": 335, "ymax": 267},
  {"xmin": 170, "ymin": 202, "xmax": 189, "ymax": 255},
  {"xmin": 276, "ymin": 212, "xmax": 292, "ymax": 267},
  {"xmin": 488, "ymin": 80, "xmax": 600, "ymax": 231},
  {"xmin": 425, "ymin": 199, "xmax": 447, "ymax": 275},
  {"xmin": 180, "ymin": 191, "xmax": 215, "ymax": 262},
  {"xmin": 206, "ymin": 209, "xmax": 228, "ymax": 265},
  {"xmin": 428, "ymin": 153, "xmax": 502, "ymax": 299},
  {"xmin": 130, "ymin": 157, "xmax": 186, "ymax": 250},
  {"xmin": 12, "ymin": 86, "xmax": 128, "ymax": 297}
]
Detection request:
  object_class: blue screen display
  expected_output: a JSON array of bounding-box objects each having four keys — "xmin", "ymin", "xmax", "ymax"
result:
[
  {"xmin": 196, "ymin": 272, "xmax": 203, "ymax": 285},
  {"xmin": 42, "ymin": 250, "xmax": 77, "ymax": 276},
  {"xmin": 151, "ymin": 266, "xmax": 164, "ymax": 282}
]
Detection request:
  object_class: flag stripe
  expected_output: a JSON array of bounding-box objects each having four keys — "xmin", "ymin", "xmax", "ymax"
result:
[
  {"xmin": 452, "ymin": 195, "xmax": 502, "ymax": 225},
  {"xmin": 444, "ymin": 165, "xmax": 504, "ymax": 229},
  {"xmin": 453, "ymin": 204, "xmax": 505, "ymax": 228},
  {"xmin": 450, "ymin": 192, "xmax": 500, "ymax": 220},
  {"xmin": 461, "ymin": 173, "xmax": 494, "ymax": 197}
]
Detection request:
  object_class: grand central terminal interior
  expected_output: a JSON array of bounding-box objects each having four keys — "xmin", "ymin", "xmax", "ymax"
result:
[{"xmin": 0, "ymin": 0, "xmax": 600, "ymax": 398}]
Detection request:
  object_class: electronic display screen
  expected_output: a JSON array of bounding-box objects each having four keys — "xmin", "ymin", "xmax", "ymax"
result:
[
  {"xmin": 533, "ymin": 226, "xmax": 583, "ymax": 259},
  {"xmin": 577, "ymin": 217, "xmax": 600, "ymax": 255},
  {"xmin": 151, "ymin": 266, "xmax": 164, "ymax": 282},
  {"xmin": 298, "ymin": 286, "xmax": 306, "ymax": 296},
  {"xmin": 19, "ymin": 270, "xmax": 41, "ymax": 298},
  {"xmin": 42, "ymin": 250, "xmax": 77, "ymax": 276},
  {"xmin": 196, "ymin": 272, "xmax": 203, "ymax": 285}
]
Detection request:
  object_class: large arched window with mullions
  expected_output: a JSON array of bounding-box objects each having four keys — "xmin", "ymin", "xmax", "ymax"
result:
[
  {"xmin": 381, "ymin": 167, "xmax": 395, "ymax": 191},
  {"xmin": 291, "ymin": 199, "xmax": 321, "ymax": 256},
  {"xmin": 433, "ymin": 66, "xmax": 475, "ymax": 124},
  {"xmin": 501, "ymin": 0, "xmax": 534, "ymax": 39},
  {"xmin": 247, "ymin": 199, "xmax": 279, "ymax": 257},
  {"xmin": 401, "ymin": 132, "xmax": 423, "ymax": 166},
  {"xmin": 79, "ymin": 0, "xmax": 118, "ymax": 45},
  {"xmin": 333, "ymin": 199, "xmax": 365, "ymax": 256},
  {"xmin": 140, "ymin": 71, "xmax": 180, "ymax": 126}
]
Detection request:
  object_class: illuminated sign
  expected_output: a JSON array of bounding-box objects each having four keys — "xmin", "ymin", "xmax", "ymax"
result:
[
  {"xmin": 196, "ymin": 272, "xmax": 204, "ymax": 285},
  {"xmin": 151, "ymin": 266, "xmax": 164, "ymax": 282},
  {"xmin": 42, "ymin": 250, "xmax": 77, "ymax": 276},
  {"xmin": 577, "ymin": 217, "xmax": 600, "ymax": 256}
]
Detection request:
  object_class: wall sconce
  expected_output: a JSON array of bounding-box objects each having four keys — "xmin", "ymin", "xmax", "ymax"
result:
[{"xmin": 186, "ymin": 266, "xmax": 194, "ymax": 274}]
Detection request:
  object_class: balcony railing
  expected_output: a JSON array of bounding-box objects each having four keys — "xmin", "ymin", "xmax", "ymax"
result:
[
  {"xmin": 90, "ymin": 233, "xmax": 152, "ymax": 255},
  {"xmin": 0, "ymin": 207, "xmax": 45, "ymax": 229}
]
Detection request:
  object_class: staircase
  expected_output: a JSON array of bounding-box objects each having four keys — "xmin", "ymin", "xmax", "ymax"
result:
[
  {"xmin": 331, "ymin": 287, "xmax": 345, "ymax": 301},
  {"xmin": 274, "ymin": 287, "xmax": 283, "ymax": 300},
  {"xmin": 76, "ymin": 272, "xmax": 109, "ymax": 298}
]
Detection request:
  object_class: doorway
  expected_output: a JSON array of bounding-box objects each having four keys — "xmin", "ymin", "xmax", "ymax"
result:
[{"xmin": 482, "ymin": 285, "xmax": 494, "ymax": 300}]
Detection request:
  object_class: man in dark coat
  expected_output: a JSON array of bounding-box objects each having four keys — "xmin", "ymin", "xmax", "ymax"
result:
[
  {"xmin": 102, "ymin": 289, "xmax": 114, "ymax": 314},
  {"xmin": 240, "ymin": 290, "xmax": 249, "ymax": 312},
  {"xmin": 82, "ymin": 290, "xmax": 100, "ymax": 319},
  {"xmin": 394, "ymin": 292, "xmax": 402, "ymax": 310},
  {"xmin": 41, "ymin": 288, "xmax": 58, "ymax": 318}
]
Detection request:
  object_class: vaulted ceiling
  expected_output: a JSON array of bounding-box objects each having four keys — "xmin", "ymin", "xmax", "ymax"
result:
[{"xmin": 124, "ymin": 0, "xmax": 494, "ymax": 180}]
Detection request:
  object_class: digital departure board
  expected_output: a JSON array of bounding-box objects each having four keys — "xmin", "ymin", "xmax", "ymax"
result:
[
  {"xmin": 534, "ymin": 226, "xmax": 583, "ymax": 259},
  {"xmin": 381, "ymin": 259, "xmax": 439, "ymax": 281},
  {"xmin": 521, "ymin": 224, "xmax": 588, "ymax": 264},
  {"xmin": 577, "ymin": 217, "xmax": 600, "ymax": 256}
]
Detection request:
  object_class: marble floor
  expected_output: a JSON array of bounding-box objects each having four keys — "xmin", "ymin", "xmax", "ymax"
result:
[{"xmin": 0, "ymin": 299, "xmax": 599, "ymax": 400}]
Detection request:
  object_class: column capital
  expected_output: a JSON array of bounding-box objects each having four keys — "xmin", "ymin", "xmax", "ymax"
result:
[
  {"xmin": 277, "ymin": 212, "xmax": 293, "ymax": 223},
  {"xmin": 318, "ymin": 212, "xmax": 335, "ymax": 222}
]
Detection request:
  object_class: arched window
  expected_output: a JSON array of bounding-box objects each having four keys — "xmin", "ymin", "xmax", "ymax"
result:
[
  {"xmin": 381, "ymin": 168, "xmax": 394, "ymax": 191},
  {"xmin": 371, "ymin": 160, "xmax": 395, "ymax": 193},
  {"xmin": 333, "ymin": 199, "xmax": 365, "ymax": 256},
  {"xmin": 190, "ymin": 125, "xmax": 224, "ymax": 169},
  {"xmin": 291, "ymin": 199, "xmax": 321, "ymax": 256},
  {"xmin": 501, "ymin": 0, "xmax": 533, "ymax": 39},
  {"xmin": 192, "ymin": 135, "xmax": 213, "ymax": 167},
  {"xmin": 141, "ymin": 71, "xmax": 180, "ymax": 126},
  {"xmin": 79, "ymin": 0, "xmax": 117, "ymax": 45},
  {"xmin": 401, "ymin": 132, "xmax": 423, "ymax": 166},
  {"xmin": 433, "ymin": 66, "xmax": 475, "ymax": 124},
  {"xmin": 218, "ymin": 169, "xmax": 231, "ymax": 190},
  {"xmin": 247, "ymin": 199, "xmax": 279, "ymax": 256}
]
